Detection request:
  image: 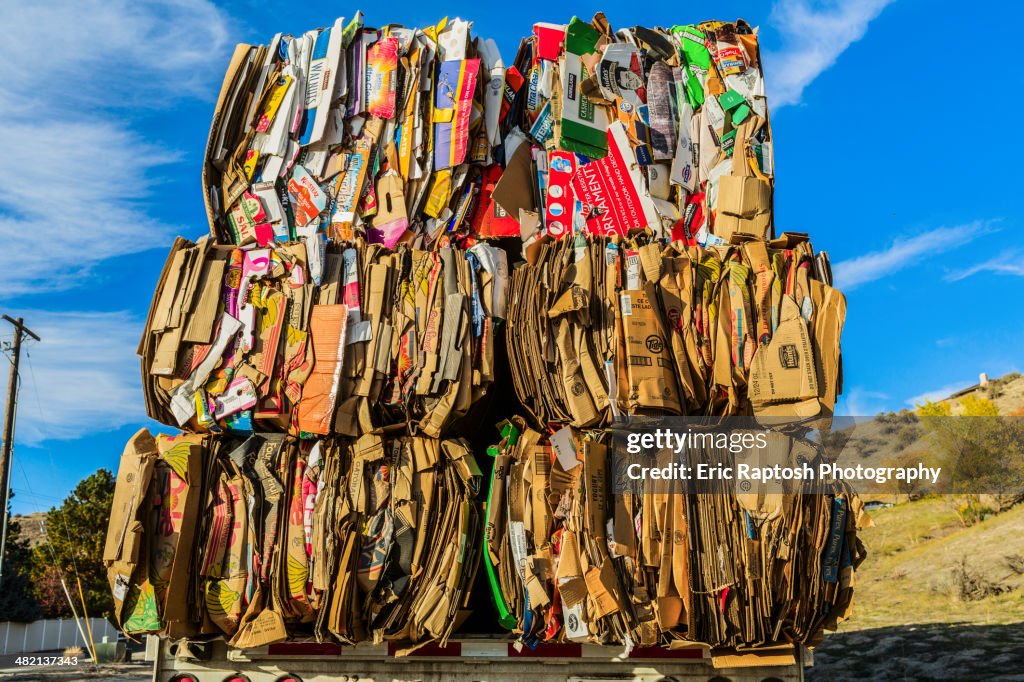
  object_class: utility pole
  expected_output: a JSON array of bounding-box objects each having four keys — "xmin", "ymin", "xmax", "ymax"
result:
[{"xmin": 0, "ymin": 315, "xmax": 40, "ymax": 588}]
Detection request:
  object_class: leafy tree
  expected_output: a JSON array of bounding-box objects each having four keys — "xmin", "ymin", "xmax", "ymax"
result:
[
  {"xmin": 916, "ymin": 396, "xmax": 1024, "ymax": 523},
  {"xmin": 33, "ymin": 565, "xmax": 72, "ymax": 618},
  {"xmin": 0, "ymin": 513, "xmax": 42, "ymax": 621},
  {"xmin": 883, "ymin": 448, "xmax": 936, "ymax": 498},
  {"xmin": 30, "ymin": 469, "xmax": 115, "ymax": 619}
]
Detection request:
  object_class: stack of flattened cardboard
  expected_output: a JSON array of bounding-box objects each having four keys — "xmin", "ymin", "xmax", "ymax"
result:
[
  {"xmin": 107, "ymin": 10, "xmax": 864, "ymax": 657},
  {"xmin": 489, "ymin": 17, "xmax": 774, "ymax": 250},
  {"xmin": 482, "ymin": 419, "xmax": 868, "ymax": 649},
  {"xmin": 203, "ymin": 13, "xmax": 514, "ymax": 253},
  {"xmin": 140, "ymin": 236, "xmax": 507, "ymax": 437},
  {"xmin": 478, "ymin": 13, "xmax": 861, "ymax": 655},
  {"xmin": 202, "ymin": 15, "xmax": 773, "ymax": 257},
  {"xmin": 105, "ymin": 429, "xmax": 482, "ymax": 650},
  {"xmin": 115, "ymin": 13, "xmax": 515, "ymax": 653},
  {"xmin": 506, "ymin": 232, "xmax": 844, "ymax": 425}
]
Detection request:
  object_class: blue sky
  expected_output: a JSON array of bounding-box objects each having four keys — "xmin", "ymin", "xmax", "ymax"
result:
[{"xmin": 0, "ymin": 0, "xmax": 1020, "ymax": 515}]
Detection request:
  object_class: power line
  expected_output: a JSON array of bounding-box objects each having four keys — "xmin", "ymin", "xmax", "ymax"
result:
[
  {"xmin": 23, "ymin": 350, "xmax": 65, "ymax": 487},
  {"xmin": 11, "ymin": 489, "xmax": 65, "ymax": 503},
  {"xmin": 19, "ymin": 351, "xmax": 89, "ymax": 588}
]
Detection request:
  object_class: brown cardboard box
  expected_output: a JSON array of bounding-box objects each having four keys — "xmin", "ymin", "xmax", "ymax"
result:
[
  {"xmin": 748, "ymin": 295, "xmax": 820, "ymax": 415},
  {"xmin": 715, "ymin": 175, "xmax": 771, "ymax": 241},
  {"xmin": 715, "ymin": 120, "xmax": 773, "ymax": 241}
]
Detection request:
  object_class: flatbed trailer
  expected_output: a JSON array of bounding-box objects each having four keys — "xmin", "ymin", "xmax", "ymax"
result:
[{"xmin": 148, "ymin": 637, "xmax": 809, "ymax": 682}]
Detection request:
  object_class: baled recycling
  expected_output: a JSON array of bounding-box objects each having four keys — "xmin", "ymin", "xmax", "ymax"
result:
[
  {"xmin": 106, "ymin": 430, "xmax": 481, "ymax": 649},
  {"xmin": 104, "ymin": 10, "xmax": 866, "ymax": 657},
  {"xmin": 506, "ymin": 233, "xmax": 844, "ymax": 427},
  {"xmin": 482, "ymin": 419, "xmax": 867, "ymax": 650},
  {"xmin": 141, "ymin": 237, "xmax": 506, "ymax": 437}
]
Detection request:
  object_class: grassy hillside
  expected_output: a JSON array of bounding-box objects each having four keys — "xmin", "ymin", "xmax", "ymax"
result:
[{"xmin": 809, "ymin": 499, "xmax": 1024, "ymax": 680}]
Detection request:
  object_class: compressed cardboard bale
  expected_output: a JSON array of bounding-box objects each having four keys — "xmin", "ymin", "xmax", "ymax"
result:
[
  {"xmin": 204, "ymin": 15, "xmax": 500, "ymax": 249},
  {"xmin": 105, "ymin": 431, "xmax": 483, "ymax": 650},
  {"xmin": 139, "ymin": 239, "xmax": 507, "ymax": 437},
  {"xmin": 482, "ymin": 420, "xmax": 869, "ymax": 649},
  {"xmin": 506, "ymin": 233, "xmax": 845, "ymax": 426}
]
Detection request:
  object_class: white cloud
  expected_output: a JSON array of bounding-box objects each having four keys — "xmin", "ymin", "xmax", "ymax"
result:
[
  {"xmin": 837, "ymin": 387, "xmax": 891, "ymax": 417},
  {"xmin": 2, "ymin": 310, "xmax": 145, "ymax": 443},
  {"xmin": 764, "ymin": 0, "xmax": 895, "ymax": 107},
  {"xmin": 0, "ymin": 0, "xmax": 230, "ymax": 111},
  {"xmin": 831, "ymin": 222, "xmax": 990, "ymax": 291},
  {"xmin": 0, "ymin": 120, "xmax": 182, "ymax": 296},
  {"xmin": 946, "ymin": 249, "xmax": 1024, "ymax": 282},
  {"xmin": 0, "ymin": 0, "xmax": 231, "ymax": 297},
  {"xmin": 906, "ymin": 382, "xmax": 974, "ymax": 408}
]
